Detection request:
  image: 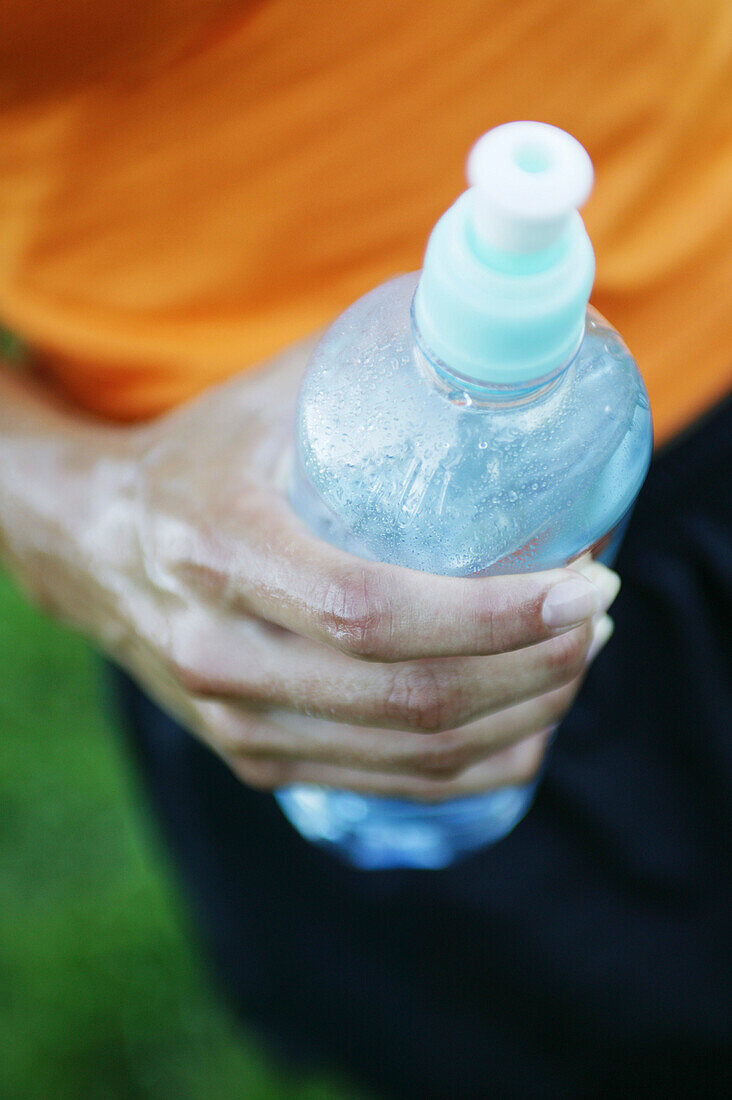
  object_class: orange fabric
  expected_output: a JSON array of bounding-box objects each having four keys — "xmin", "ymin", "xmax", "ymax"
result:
[{"xmin": 0, "ymin": 0, "xmax": 730, "ymax": 444}]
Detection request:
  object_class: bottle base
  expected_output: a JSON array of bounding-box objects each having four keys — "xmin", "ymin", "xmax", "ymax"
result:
[{"xmin": 275, "ymin": 783, "xmax": 539, "ymax": 870}]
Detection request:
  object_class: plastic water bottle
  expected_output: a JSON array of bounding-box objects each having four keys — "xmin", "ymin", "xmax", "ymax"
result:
[{"xmin": 275, "ymin": 122, "xmax": 653, "ymax": 870}]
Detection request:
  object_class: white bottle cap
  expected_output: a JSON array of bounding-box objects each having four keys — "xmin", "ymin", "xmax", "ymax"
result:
[{"xmin": 467, "ymin": 121, "xmax": 594, "ymax": 253}]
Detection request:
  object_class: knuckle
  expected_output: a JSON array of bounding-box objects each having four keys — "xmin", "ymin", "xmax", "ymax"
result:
[
  {"xmin": 385, "ymin": 664, "xmax": 463, "ymax": 732},
  {"xmin": 232, "ymin": 757, "xmax": 288, "ymax": 791},
  {"xmin": 512, "ymin": 738, "xmax": 549, "ymax": 785},
  {"xmin": 409, "ymin": 731, "xmax": 472, "ymax": 779},
  {"xmin": 147, "ymin": 515, "xmax": 203, "ymax": 579},
  {"xmin": 543, "ymin": 627, "xmax": 588, "ymax": 682},
  {"xmin": 164, "ymin": 618, "xmax": 218, "ymax": 695},
  {"xmin": 168, "ymin": 653, "xmax": 216, "ymax": 696},
  {"xmin": 209, "ymin": 710, "xmax": 261, "ymax": 756},
  {"xmin": 165, "ymin": 618, "xmax": 260, "ymax": 703},
  {"xmin": 318, "ymin": 568, "xmax": 391, "ymax": 659}
]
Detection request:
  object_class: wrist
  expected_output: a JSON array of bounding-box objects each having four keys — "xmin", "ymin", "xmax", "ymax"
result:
[{"xmin": 0, "ymin": 382, "xmax": 140, "ymax": 627}]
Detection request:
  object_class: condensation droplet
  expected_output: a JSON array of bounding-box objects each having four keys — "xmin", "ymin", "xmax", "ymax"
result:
[{"xmin": 448, "ymin": 390, "xmax": 472, "ymax": 408}]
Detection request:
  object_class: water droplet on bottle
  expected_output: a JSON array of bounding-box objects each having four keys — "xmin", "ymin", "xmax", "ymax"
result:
[
  {"xmin": 448, "ymin": 390, "xmax": 472, "ymax": 408},
  {"xmin": 508, "ymin": 490, "xmax": 518, "ymax": 502},
  {"xmin": 478, "ymin": 441, "xmax": 488, "ymax": 450}
]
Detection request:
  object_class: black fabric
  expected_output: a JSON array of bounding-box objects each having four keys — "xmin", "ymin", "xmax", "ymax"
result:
[{"xmin": 112, "ymin": 395, "xmax": 732, "ymax": 1100}]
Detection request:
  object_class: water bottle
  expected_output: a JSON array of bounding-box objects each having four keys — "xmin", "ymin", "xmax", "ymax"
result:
[{"xmin": 275, "ymin": 122, "xmax": 653, "ymax": 870}]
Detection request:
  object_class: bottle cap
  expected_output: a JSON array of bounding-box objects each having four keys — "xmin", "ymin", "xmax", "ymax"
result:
[{"xmin": 413, "ymin": 122, "xmax": 595, "ymax": 384}]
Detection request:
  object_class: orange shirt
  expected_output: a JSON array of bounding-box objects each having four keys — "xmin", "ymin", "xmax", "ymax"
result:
[{"xmin": 0, "ymin": 0, "xmax": 730, "ymax": 444}]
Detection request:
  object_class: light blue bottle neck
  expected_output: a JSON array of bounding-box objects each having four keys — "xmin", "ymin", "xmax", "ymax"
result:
[{"xmin": 410, "ymin": 293, "xmax": 580, "ymax": 408}]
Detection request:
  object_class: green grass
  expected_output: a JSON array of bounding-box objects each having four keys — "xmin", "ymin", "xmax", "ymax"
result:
[{"xmin": 0, "ymin": 571, "xmax": 365, "ymax": 1100}]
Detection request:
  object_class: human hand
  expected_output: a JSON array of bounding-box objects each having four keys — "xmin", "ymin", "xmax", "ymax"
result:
[{"xmin": 3, "ymin": 341, "xmax": 619, "ymax": 801}]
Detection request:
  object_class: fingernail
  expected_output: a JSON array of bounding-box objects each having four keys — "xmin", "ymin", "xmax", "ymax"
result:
[
  {"xmin": 571, "ymin": 560, "xmax": 621, "ymax": 611},
  {"xmin": 542, "ymin": 578, "xmax": 601, "ymax": 628},
  {"xmin": 587, "ymin": 614, "xmax": 614, "ymax": 662}
]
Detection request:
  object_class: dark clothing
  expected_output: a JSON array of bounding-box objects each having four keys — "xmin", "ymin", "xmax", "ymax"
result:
[{"xmin": 113, "ymin": 396, "xmax": 732, "ymax": 1100}]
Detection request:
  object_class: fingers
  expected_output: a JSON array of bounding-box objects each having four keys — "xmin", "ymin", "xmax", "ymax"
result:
[
  {"xmin": 274, "ymin": 629, "xmax": 590, "ymax": 732},
  {"xmin": 185, "ymin": 614, "xmax": 613, "ymax": 787},
  {"xmin": 185, "ymin": 491, "xmax": 616, "ymax": 661},
  {"xmin": 159, "ymin": 563, "xmax": 617, "ymax": 731},
  {"xmin": 178, "ymin": 616, "xmax": 594, "ymax": 733},
  {"xmin": 198, "ymin": 673, "xmax": 581, "ymax": 778},
  {"xmin": 228, "ymin": 730, "xmax": 554, "ymax": 803}
]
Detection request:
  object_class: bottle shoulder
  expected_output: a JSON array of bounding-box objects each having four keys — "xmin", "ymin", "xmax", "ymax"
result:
[{"xmin": 295, "ymin": 276, "xmax": 652, "ymax": 574}]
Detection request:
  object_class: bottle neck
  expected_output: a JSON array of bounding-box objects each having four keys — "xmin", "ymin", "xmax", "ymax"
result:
[{"xmin": 411, "ymin": 294, "xmax": 578, "ymax": 409}]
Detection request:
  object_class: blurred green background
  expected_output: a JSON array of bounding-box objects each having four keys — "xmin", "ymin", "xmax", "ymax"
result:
[{"xmin": 0, "ymin": 570, "xmax": 366, "ymax": 1100}]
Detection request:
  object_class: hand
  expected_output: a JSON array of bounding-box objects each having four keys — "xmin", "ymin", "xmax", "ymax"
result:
[{"xmin": 1, "ymin": 341, "xmax": 620, "ymax": 801}]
